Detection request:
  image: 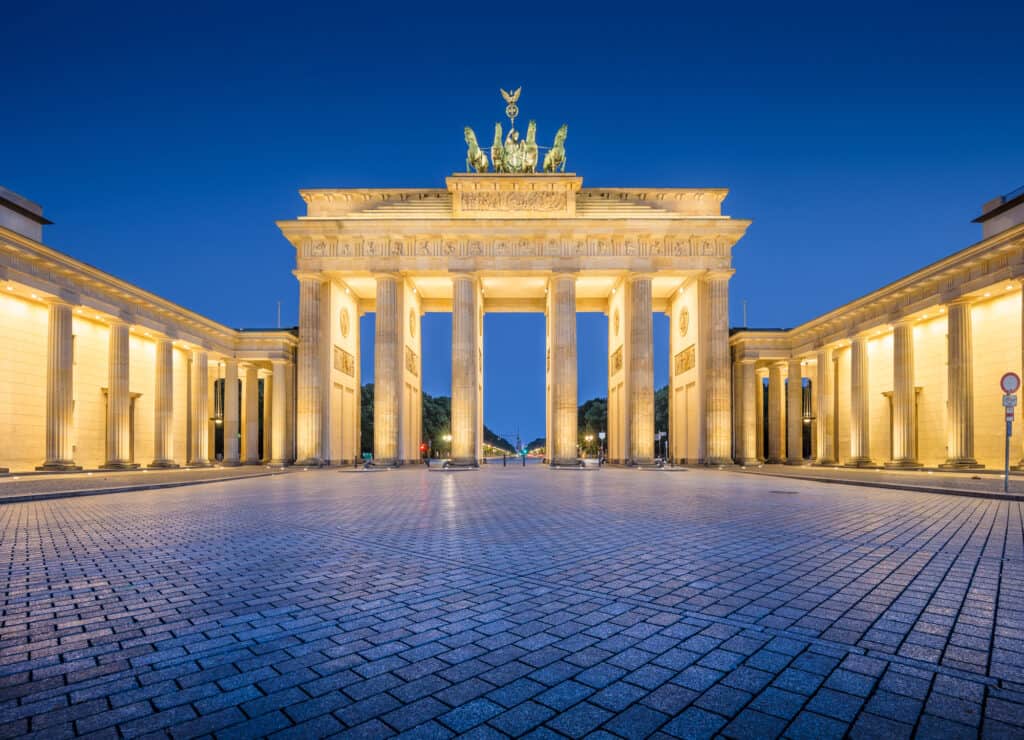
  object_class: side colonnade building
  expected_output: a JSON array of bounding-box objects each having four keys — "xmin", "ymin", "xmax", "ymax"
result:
[
  {"xmin": 0, "ymin": 186, "xmax": 297, "ymax": 473},
  {"xmin": 731, "ymin": 188, "xmax": 1024, "ymax": 470}
]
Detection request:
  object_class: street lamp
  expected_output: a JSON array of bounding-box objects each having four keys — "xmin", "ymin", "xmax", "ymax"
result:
[
  {"xmin": 442, "ymin": 433, "xmax": 452, "ymax": 458},
  {"xmin": 598, "ymin": 431, "xmax": 606, "ymax": 461},
  {"xmin": 584, "ymin": 434, "xmax": 594, "ymax": 457}
]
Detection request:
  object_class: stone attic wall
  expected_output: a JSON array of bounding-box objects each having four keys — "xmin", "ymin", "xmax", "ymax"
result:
[
  {"xmin": 914, "ymin": 315, "xmax": 948, "ymax": 467},
  {"xmin": 867, "ymin": 333, "xmax": 894, "ymax": 464},
  {"xmin": 973, "ymin": 292, "xmax": 1022, "ymax": 467},
  {"xmin": 0, "ymin": 293, "xmax": 47, "ymax": 471}
]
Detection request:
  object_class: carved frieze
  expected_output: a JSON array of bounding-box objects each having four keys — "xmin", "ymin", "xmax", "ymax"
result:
[
  {"xmin": 674, "ymin": 345, "xmax": 696, "ymax": 375},
  {"xmin": 333, "ymin": 346, "xmax": 355, "ymax": 376},
  {"xmin": 405, "ymin": 346, "xmax": 419, "ymax": 377},
  {"xmin": 610, "ymin": 345, "xmax": 623, "ymax": 376},
  {"xmin": 460, "ymin": 191, "xmax": 567, "ymax": 213}
]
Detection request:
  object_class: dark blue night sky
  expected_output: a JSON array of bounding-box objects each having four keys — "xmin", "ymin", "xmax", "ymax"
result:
[{"xmin": 5, "ymin": 1, "xmax": 1023, "ymax": 442}]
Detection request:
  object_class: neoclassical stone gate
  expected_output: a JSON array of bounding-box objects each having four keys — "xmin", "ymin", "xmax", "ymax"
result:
[{"xmin": 277, "ymin": 172, "xmax": 750, "ymax": 466}]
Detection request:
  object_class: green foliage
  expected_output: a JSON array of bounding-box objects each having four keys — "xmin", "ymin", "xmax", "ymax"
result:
[
  {"xmin": 361, "ymin": 385, "xmax": 515, "ymax": 455},
  {"xmin": 655, "ymin": 384, "xmax": 669, "ymax": 434}
]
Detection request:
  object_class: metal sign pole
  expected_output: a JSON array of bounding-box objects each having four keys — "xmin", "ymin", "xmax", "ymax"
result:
[{"xmin": 999, "ymin": 372, "xmax": 1021, "ymax": 495}]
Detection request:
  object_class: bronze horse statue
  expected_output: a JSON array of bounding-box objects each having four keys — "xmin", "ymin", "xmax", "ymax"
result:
[
  {"xmin": 464, "ymin": 127, "xmax": 489, "ymax": 173},
  {"xmin": 543, "ymin": 124, "xmax": 568, "ymax": 173}
]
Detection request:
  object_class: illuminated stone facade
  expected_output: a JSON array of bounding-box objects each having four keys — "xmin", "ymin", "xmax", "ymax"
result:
[
  {"xmin": 277, "ymin": 173, "xmax": 750, "ymax": 466},
  {"xmin": 0, "ymin": 188, "xmax": 296, "ymax": 473},
  {"xmin": 731, "ymin": 188, "xmax": 1024, "ymax": 470}
]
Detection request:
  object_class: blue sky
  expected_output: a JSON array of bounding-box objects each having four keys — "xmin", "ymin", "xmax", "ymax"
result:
[{"xmin": 5, "ymin": 1, "xmax": 1023, "ymax": 442}]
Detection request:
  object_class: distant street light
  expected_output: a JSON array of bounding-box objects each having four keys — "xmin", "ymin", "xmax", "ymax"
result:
[{"xmin": 442, "ymin": 433, "xmax": 452, "ymax": 457}]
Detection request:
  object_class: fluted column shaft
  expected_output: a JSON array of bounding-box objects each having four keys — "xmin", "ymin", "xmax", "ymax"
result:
[
  {"xmin": 815, "ymin": 348, "xmax": 835, "ymax": 464},
  {"xmin": 243, "ymin": 364, "xmax": 259, "ymax": 463},
  {"xmin": 262, "ymin": 372, "xmax": 272, "ymax": 462},
  {"xmin": 189, "ymin": 350, "xmax": 210, "ymax": 465},
  {"xmin": 943, "ymin": 300, "xmax": 981, "ymax": 467},
  {"xmin": 629, "ymin": 276, "xmax": 654, "ymax": 463},
  {"xmin": 374, "ymin": 275, "xmax": 401, "ymax": 464},
  {"xmin": 705, "ymin": 273, "xmax": 733, "ymax": 464},
  {"xmin": 270, "ymin": 360, "xmax": 289, "ymax": 466},
  {"xmin": 888, "ymin": 321, "xmax": 921, "ymax": 467},
  {"xmin": 39, "ymin": 300, "xmax": 79, "ymax": 470},
  {"xmin": 223, "ymin": 360, "xmax": 240, "ymax": 465},
  {"xmin": 549, "ymin": 275, "xmax": 578, "ymax": 465},
  {"xmin": 738, "ymin": 360, "xmax": 759, "ymax": 465},
  {"xmin": 847, "ymin": 334, "xmax": 873, "ymax": 466},
  {"xmin": 296, "ymin": 276, "xmax": 324, "ymax": 465},
  {"xmin": 150, "ymin": 338, "xmax": 176, "ymax": 467},
  {"xmin": 103, "ymin": 321, "xmax": 135, "ymax": 468},
  {"xmin": 451, "ymin": 274, "xmax": 479, "ymax": 465},
  {"xmin": 786, "ymin": 359, "xmax": 804, "ymax": 464},
  {"xmin": 767, "ymin": 362, "xmax": 785, "ymax": 463}
]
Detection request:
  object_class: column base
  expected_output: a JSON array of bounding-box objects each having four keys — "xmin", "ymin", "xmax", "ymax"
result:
[
  {"xmin": 269, "ymin": 459, "xmax": 291, "ymax": 468},
  {"xmin": 885, "ymin": 460, "xmax": 923, "ymax": 469},
  {"xmin": 766, "ymin": 457, "xmax": 785, "ymax": 464},
  {"xmin": 939, "ymin": 459, "xmax": 984, "ymax": 469},
  {"xmin": 221, "ymin": 460, "xmax": 243, "ymax": 467},
  {"xmin": 736, "ymin": 457, "xmax": 761, "ymax": 466},
  {"xmin": 100, "ymin": 462, "xmax": 141, "ymax": 470},
  {"xmin": 243, "ymin": 459, "xmax": 261, "ymax": 466},
  {"xmin": 295, "ymin": 457, "xmax": 325, "ymax": 467},
  {"xmin": 813, "ymin": 459, "xmax": 838, "ymax": 466},
  {"xmin": 706, "ymin": 457, "xmax": 735, "ymax": 466},
  {"xmin": 784, "ymin": 458, "xmax": 807, "ymax": 466},
  {"xmin": 549, "ymin": 458, "xmax": 582, "ymax": 468},
  {"xmin": 844, "ymin": 457, "xmax": 876, "ymax": 468},
  {"xmin": 36, "ymin": 461, "xmax": 83, "ymax": 472},
  {"xmin": 187, "ymin": 460, "xmax": 213, "ymax": 468},
  {"xmin": 148, "ymin": 460, "xmax": 180, "ymax": 469}
]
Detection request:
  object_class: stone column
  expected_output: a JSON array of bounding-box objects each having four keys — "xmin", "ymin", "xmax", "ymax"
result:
[
  {"xmin": 786, "ymin": 359, "xmax": 804, "ymax": 464},
  {"xmin": 38, "ymin": 300, "xmax": 80, "ymax": 471},
  {"xmin": 262, "ymin": 371, "xmax": 272, "ymax": 462},
  {"xmin": 451, "ymin": 274, "xmax": 479, "ymax": 465},
  {"xmin": 102, "ymin": 320, "xmax": 137, "ymax": 468},
  {"xmin": 189, "ymin": 350, "xmax": 211, "ymax": 466},
  {"xmin": 847, "ymin": 334, "xmax": 874, "ymax": 466},
  {"xmin": 270, "ymin": 360, "xmax": 289, "ymax": 466},
  {"xmin": 738, "ymin": 359, "xmax": 759, "ymax": 465},
  {"xmin": 888, "ymin": 320, "xmax": 921, "ymax": 468},
  {"xmin": 705, "ymin": 272, "xmax": 733, "ymax": 464},
  {"xmin": 149, "ymin": 338, "xmax": 177, "ymax": 467},
  {"xmin": 629, "ymin": 275, "xmax": 654, "ymax": 463},
  {"xmin": 222, "ymin": 360, "xmax": 240, "ymax": 465},
  {"xmin": 767, "ymin": 362, "xmax": 785, "ymax": 463},
  {"xmin": 374, "ymin": 274, "xmax": 401, "ymax": 465},
  {"xmin": 549, "ymin": 274, "xmax": 578, "ymax": 466},
  {"xmin": 942, "ymin": 299, "xmax": 982, "ymax": 468},
  {"xmin": 814, "ymin": 347, "xmax": 836, "ymax": 464},
  {"xmin": 243, "ymin": 364, "xmax": 260, "ymax": 463},
  {"xmin": 295, "ymin": 275, "xmax": 324, "ymax": 465}
]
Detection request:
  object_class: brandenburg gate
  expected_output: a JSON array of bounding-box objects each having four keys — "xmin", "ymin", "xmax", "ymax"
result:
[{"xmin": 276, "ymin": 92, "xmax": 751, "ymax": 467}]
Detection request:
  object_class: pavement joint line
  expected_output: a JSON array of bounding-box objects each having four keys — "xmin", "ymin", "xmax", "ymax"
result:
[
  {"xmin": 733, "ymin": 467, "xmax": 1024, "ymax": 501},
  {"xmin": 0, "ymin": 470, "xmax": 291, "ymax": 504},
  {"xmin": 268, "ymin": 516, "xmax": 1004, "ymax": 690}
]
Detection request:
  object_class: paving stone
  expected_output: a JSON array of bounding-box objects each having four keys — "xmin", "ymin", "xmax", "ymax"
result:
[{"xmin": 1, "ymin": 468, "xmax": 1021, "ymax": 739}]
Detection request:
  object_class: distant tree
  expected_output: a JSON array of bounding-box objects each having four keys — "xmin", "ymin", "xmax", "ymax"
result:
[
  {"xmin": 655, "ymin": 385, "xmax": 669, "ymax": 436},
  {"xmin": 525, "ymin": 437, "xmax": 546, "ymax": 453},
  {"xmin": 360, "ymin": 384, "xmax": 374, "ymax": 454}
]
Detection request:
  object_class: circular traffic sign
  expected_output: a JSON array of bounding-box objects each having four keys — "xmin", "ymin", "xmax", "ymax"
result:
[{"xmin": 1001, "ymin": 372, "xmax": 1021, "ymax": 394}]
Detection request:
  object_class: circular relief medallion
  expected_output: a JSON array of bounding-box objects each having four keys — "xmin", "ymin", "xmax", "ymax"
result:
[
  {"xmin": 409, "ymin": 309, "xmax": 416, "ymax": 338},
  {"xmin": 678, "ymin": 308, "xmax": 690, "ymax": 338},
  {"xmin": 339, "ymin": 308, "xmax": 350, "ymax": 338},
  {"xmin": 613, "ymin": 308, "xmax": 620, "ymax": 337}
]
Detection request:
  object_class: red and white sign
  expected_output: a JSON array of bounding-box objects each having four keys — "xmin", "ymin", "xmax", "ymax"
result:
[{"xmin": 1001, "ymin": 372, "xmax": 1021, "ymax": 394}]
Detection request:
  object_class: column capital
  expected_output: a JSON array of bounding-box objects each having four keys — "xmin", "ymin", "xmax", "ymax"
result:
[
  {"xmin": 704, "ymin": 269, "xmax": 735, "ymax": 282},
  {"xmin": 946, "ymin": 295, "xmax": 974, "ymax": 307},
  {"xmin": 43, "ymin": 293, "xmax": 79, "ymax": 308},
  {"xmin": 891, "ymin": 316, "xmax": 916, "ymax": 328},
  {"xmin": 293, "ymin": 270, "xmax": 326, "ymax": 284}
]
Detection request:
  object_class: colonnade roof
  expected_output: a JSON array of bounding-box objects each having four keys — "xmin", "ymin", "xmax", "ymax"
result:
[
  {"xmin": 0, "ymin": 225, "xmax": 297, "ymax": 362},
  {"xmin": 732, "ymin": 221, "xmax": 1024, "ymax": 361}
]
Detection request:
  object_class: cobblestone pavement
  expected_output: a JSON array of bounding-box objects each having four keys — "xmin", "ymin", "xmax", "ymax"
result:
[
  {"xmin": 1, "ymin": 468, "xmax": 1023, "ymax": 738},
  {"xmin": 736, "ymin": 464, "xmax": 1024, "ymax": 499},
  {"xmin": 0, "ymin": 467, "xmax": 284, "ymax": 503}
]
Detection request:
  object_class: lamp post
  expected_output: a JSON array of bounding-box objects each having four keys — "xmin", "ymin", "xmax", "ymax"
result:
[
  {"xmin": 442, "ymin": 433, "xmax": 452, "ymax": 458},
  {"xmin": 598, "ymin": 431, "xmax": 606, "ymax": 462},
  {"xmin": 584, "ymin": 434, "xmax": 594, "ymax": 457}
]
